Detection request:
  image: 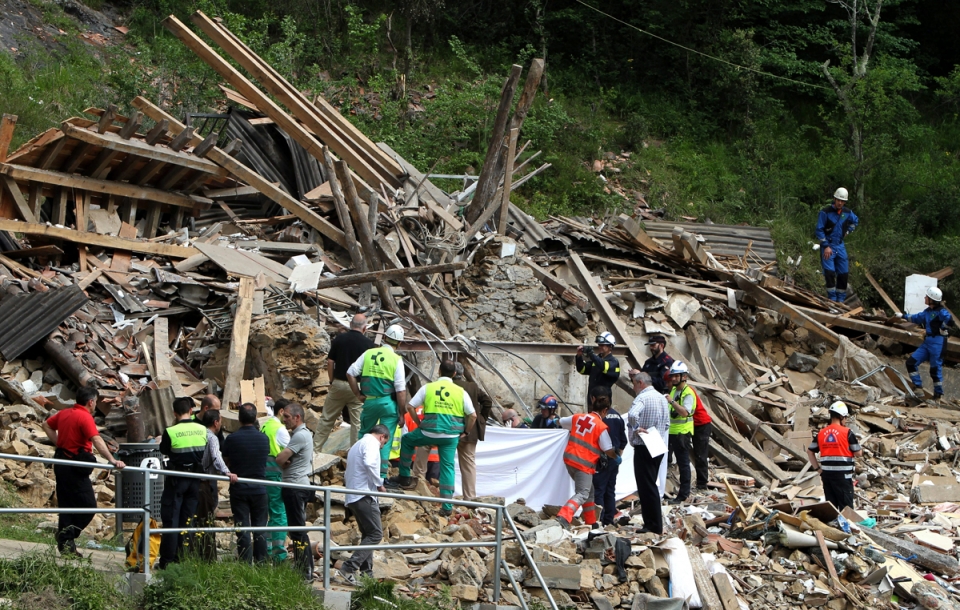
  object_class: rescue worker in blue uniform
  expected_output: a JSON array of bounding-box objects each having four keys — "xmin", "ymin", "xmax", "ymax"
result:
[
  {"xmin": 815, "ymin": 187, "xmax": 859, "ymax": 302},
  {"xmin": 898, "ymin": 286, "xmax": 952, "ymax": 398}
]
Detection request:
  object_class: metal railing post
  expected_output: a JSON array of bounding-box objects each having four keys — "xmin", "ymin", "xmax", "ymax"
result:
[
  {"xmin": 501, "ymin": 557, "xmax": 529, "ymax": 610},
  {"xmin": 142, "ymin": 471, "xmax": 152, "ymax": 579},
  {"xmin": 504, "ymin": 511, "xmax": 558, "ymax": 610},
  {"xmin": 323, "ymin": 488, "xmax": 331, "ymax": 589},
  {"xmin": 493, "ymin": 506, "xmax": 503, "ymax": 603},
  {"xmin": 114, "ymin": 469, "xmax": 123, "ymax": 544}
]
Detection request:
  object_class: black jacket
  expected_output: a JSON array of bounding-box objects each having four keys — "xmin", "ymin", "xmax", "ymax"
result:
[
  {"xmin": 641, "ymin": 351, "xmax": 675, "ymax": 394},
  {"xmin": 575, "ymin": 352, "xmax": 621, "ymax": 392}
]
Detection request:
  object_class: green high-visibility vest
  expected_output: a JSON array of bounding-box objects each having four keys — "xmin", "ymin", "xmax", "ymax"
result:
[
  {"xmin": 421, "ymin": 379, "xmax": 466, "ymax": 436},
  {"xmin": 360, "ymin": 347, "xmax": 401, "ymax": 398},
  {"xmin": 166, "ymin": 420, "xmax": 207, "ymax": 470},
  {"xmin": 389, "ymin": 425, "xmax": 402, "ymax": 460},
  {"xmin": 262, "ymin": 417, "xmax": 285, "ymax": 458},
  {"xmin": 668, "ymin": 385, "xmax": 696, "ymax": 435}
]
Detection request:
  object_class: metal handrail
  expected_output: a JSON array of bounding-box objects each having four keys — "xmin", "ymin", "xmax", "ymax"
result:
[{"xmin": 0, "ymin": 452, "xmax": 557, "ymax": 609}]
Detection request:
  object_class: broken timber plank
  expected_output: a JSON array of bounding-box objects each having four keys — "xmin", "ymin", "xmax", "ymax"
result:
[
  {"xmin": 497, "ymin": 127, "xmax": 519, "ymax": 235},
  {"xmin": 153, "ymin": 317, "xmax": 185, "ymax": 397},
  {"xmin": 863, "ymin": 269, "xmax": 901, "ymax": 315},
  {"xmin": 617, "ymin": 214, "xmax": 667, "ymax": 253},
  {"xmin": 708, "ymin": 439, "xmax": 770, "ymax": 488},
  {"xmin": 0, "ymin": 115, "xmax": 16, "ymax": 162},
  {"xmin": 375, "ymin": 236, "xmax": 450, "ymax": 336},
  {"xmin": 0, "ymin": 220, "xmax": 198, "ymax": 258},
  {"xmin": 314, "ymin": 261, "xmax": 467, "ymax": 290},
  {"xmin": 864, "ymin": 528, "xmax": 960, "ymax": 576},
  {"xmin": 0, "ymin": 163, "xmax": 205, "ymax": 209},
  {"xmin": 222, "ymin": 277, "xmax": 255, "ymax": 408},
  {"xmin": 735, "ymin": 274, "xmax": 840, "ymax": 348},
  {"xmin": 131, "ymin": 97, "xmax": 346, "ymax": 248},
  {"xmin": 521, "ymin": 258, "xmax": 589, "ymax": 310},
  {"xmin": 709, "ymin": 410, "xmax": 790, "ymax": 481},
  {"xmin": 568, "ymin": 251, "xmax": 646, "ymax": 370},
  {"xmin": 1, "ymin": 175, "xmax": 37, "ymax": 223},
  {"xmin": 688, "ymin": 547, "xmax": 723, "ymax": 610},
  {"xmin": 712, "ymin": 572, "xmax": 739, "ymax": 610}
]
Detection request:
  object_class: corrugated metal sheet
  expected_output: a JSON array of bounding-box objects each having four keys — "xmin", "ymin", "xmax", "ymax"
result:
[
  {"xmin": 0, "ymin": 284, "xmax": 88, "ymax": 361},
  {"xmin": 642, "ymin": 220, "xmax": 776, "ymax": 260}
]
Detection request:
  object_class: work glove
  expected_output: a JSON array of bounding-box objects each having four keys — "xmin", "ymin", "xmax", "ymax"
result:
[{"xmin": 614, "ymin": 455, "xmax": 622, "ymax": 466}]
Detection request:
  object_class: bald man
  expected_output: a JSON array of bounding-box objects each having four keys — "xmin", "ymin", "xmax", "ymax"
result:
[{"xmin": 315, "ymin": 314, "xmax": 375, "ymax": 450}]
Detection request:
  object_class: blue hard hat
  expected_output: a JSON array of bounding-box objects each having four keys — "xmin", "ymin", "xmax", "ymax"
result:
[{"xmin": 538, "ymin": 395, "xmax": 558, "ymax": 409}]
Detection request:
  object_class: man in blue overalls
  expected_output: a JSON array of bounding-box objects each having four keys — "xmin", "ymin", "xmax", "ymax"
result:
[
  {"xmin": 899, "ymin": 286, "xmax": 952, "ymax": 398},
  {"xmin": 815, "ymin": 187, "xmax": 859, "ymax": 302}
]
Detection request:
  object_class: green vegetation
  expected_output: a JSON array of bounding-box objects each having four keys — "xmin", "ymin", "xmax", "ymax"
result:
[
  {"xmin": 351, "ymin": 577, "xmax": 454, "ymax": 610},
  {"xmin": 140, "ymin": 558, "xmax": 326, "ymax": 610},
  {"xmin": 0, "ymin": 550, "xmax": 125, "ymax": 610},
  {"xmin": 0, "ymin": 483, "xmax": 53, "ymax": 545},
  {"xmin": 1, "ymin": 0, "xmax": 957, "ymax": 306}
]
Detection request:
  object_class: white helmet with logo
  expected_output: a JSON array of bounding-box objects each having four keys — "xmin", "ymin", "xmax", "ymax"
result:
[
  {"xmin": 833, "ymin": 187, "xmax": 848, "ymax": 201},
  {"xmin": 384, "ymin": 324, "xmax": 405, "ymax": 343},
  {"xmin": 668, "ymin": 361, "xmax": 689, "ymax": 376},
  {"xmin": 828, "ymin": 401, "xmax": 849, "ymax": 418},
  {"xmin": 596, "ymin": 332, "xmax": 616, "ymax": 347},
  {"xmin": 927, "ymin": 286, "xmax": 944, "ymax": 302}
]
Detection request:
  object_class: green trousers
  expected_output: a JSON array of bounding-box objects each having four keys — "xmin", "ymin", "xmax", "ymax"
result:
[
  {"xmin": 358, "ymin": 395, "xmax": 399, "ymax": 478},
  {"xmin": 399, "ymin": 428, "xmax": 459, "ymax": 512},
  {"xmin": 264, "ymin": 466, "xmax": 287, "ymax": 563}
]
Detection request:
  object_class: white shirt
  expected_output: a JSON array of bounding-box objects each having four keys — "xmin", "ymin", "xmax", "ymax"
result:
[
  {"xmin": 559, "ymin": 415, "xmax": 614, "ymax": 451},
  {"xmin": 346, "ymin": 345, "xmax": 407, "ymax": 392},
  {"xmin": 408, "ymin": 377, "xmax": 476, "ymax": 439},
  {"xmin": 344, "ymin": 434, "xmax": 383, "ymax": 505},
  {"xmin": 273, "ymin": 424, "xmax": 290, "ymax": 449}
]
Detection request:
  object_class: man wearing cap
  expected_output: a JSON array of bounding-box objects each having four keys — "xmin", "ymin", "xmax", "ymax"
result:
[
  {"xmin": 576, "ymin": 332, "xmax": 620, "ymax": 394},
  {"xmin": 532, "ymin": 395, "xmax": 561, "ymax": 429},
  {"xmin": 815, "ymin": 187, "xmax": 859, "ymax": 302},
  {"xmin": 641, "ymin": 335, "xmax": 674, "ymax": 395},
  {"xmin": 898, "ymin": 287, "xmax": 952, "ymax": 399},
  {"xmin": 807, "ymin": 402, "xmax": 861, "ymax": 510}
]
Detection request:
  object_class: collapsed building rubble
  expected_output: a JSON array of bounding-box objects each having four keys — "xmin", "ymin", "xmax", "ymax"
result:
[{"xmin": 0, "ymin": 9, "xmax": 957, "ymax": 610}]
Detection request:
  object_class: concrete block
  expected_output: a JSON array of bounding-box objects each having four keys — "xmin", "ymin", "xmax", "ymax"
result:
[
  {"xmin": 314, "ymin": 589, "xmax": 352, "ymax": 610},
  {"xmin": 523, "ymin": 562, "xmax": 582, "ymax": 590},
  {"xmin": 117, "ymin": 572, "xmax": 150, "ymax": 597},
  {"xmin": 477, "ymin": 605, "xmax": 522, "ymax": 610}
]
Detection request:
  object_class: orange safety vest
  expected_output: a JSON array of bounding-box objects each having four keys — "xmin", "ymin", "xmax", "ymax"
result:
[
  {"xmin": 563, "ymin": 412, "xmax": 608, "ymax": 475},
  {"xmin": 816, "ymin": 424, "xmax": 854, "ymax": 477},
  {"xmin": 405, "ymin": 408, "xmax": 439, "ymax": 462}
]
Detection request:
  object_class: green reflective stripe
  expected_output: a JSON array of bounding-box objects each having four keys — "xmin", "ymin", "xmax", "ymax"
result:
[
  {"xmin": 564, "ymin": 453, "xmax": 597, "ymax": 470},
  {"xmin": 602, "ymin": 361, "xmax": 610, "ymax": 373},
  {"xmin": 360, "ymin": 348, "xmax": 400, "ymax": 397},
  {"xmin": 567, "ymin": 435, "xmax": 601, "ymax": 456},
  {"xmin": 421, "ymin": 380, "xmax": 465, "ymax": 436},
  {"xmin": 261, "ymin": 417, "xmax": 284, "ymax": 457}
]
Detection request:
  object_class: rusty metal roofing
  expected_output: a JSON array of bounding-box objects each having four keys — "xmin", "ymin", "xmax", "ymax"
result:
[{"xmin": 0, "ymin": 284, "xmax": 88, "ymax": 361}]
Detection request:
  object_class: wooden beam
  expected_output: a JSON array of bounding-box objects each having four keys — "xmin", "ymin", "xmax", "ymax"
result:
[
  {"xmin": 708, "ymin": 439, "xmax": 770, "ymax": 488},
  {"xmin": 707, "ymin": 388, "xmax": 808, "ymax": 463},
  {"xmin": 60, "ymin": 121, "xmax": 227, "ymax": 177},
  {"xmin": 863, "ymin": 269, "xmax": 901, "ymax": 315},
  {"xmin": 0, "ymin": 163, "xmax": 204, "ymax": 209},
  {"xmin": 617, "ymin": 214, "xmax": 666, "ymax": 253},
  {"xmin": 521, "ymin": 258, "xmax": 589, "ymax": 310},
  {"xmin": 375, "ymin": 236, "xmax": 451, "ymax": 336},
  {"xmin": 497, "ymin": 127, "xmax": 519, "ymax": 235},
  {"xmin": 735, "ymin": 275, "xmax": 840, "ymax": 347},
  {"xmin": 0, "ymin": 245, "xmax": 63, "ymax": 259},
  {"xmin": 314, "ymin": 261, "xmax": 467, "ymax": 290},
  {"xmin": 131, "ymin": 97, "xmax": 346, "ymax": 248},
  {"xmin": 0, "ymin": 115, "xmax": 17, "ymax": 162},
  {"xmin": 688, "ymin": 547, "xmax": 723, "ymax": 610},
  {"xmin": 710, "ymin": 407, "xmax": 789, "ymax": 481},
  {"xmin": 864, "ymin": 528, "xmax": 960, "ymax": 576},
  {"xmin": 62, "ymin": 142, "xmax": 90, "ymax": 173},
  {"xmin": 97, "ymin": 104, "xmax": 117, "ymax": 134},
  {"xmin": 567, "ymin": 251, "xmax": 646, "ymax": 370},
  {"xmin": 0, "ymin": 219, "xmax": 198, "ymax": 258},
  {"xmin": 712, "ymin": 572, "xmax": 739, "ymax": 610},
  {"xmin": 1, "ymin": 176, "xmax": 37, "ymax": 223},
  {"xmin": 153, "ymin": 317, "xmax": 185, "ymax": 397},
  {"xmin": 465, "ymin": 65, "xmax": 522, "ymax": 224},
  {"xmin": 37, "ymin": 137, "xmax": 67, "ymax": 170},
  {"xmin": 192, "ymin": 12, "xmax": 402, "ymax": 188},
  {"xmin": 118, "ymin": 112, "xmax": 143, "ymax": 140},
  {"xmin": 222, "ymin": 276, "xmax": 255, "ymax": 408},
  {"xmin": 321, "ymin": 146, "xmax": 364, "ymax": 271},
  {"xmin": 53, "ymin": 188, "xmax": 67, "ymax": 225},
  {"xmin": 929, "ymin": 267, "xmax": 954, "ymax": 280}
]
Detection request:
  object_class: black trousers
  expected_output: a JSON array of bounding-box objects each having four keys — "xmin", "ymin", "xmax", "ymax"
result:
[
  {"xmin": 158, "ymin": 476, "xmax": 200, "ymax": 569},
  {"xmin": 592, "ymin": 458, "xmax": 620, "ymax": 525},
  {"xmin": 53, "ymin": 451, "xmax": 97, "ymax": 547},
  {"xmin": 193, "ymin": 480, "xmax": 218, "ymax": 561},
  {"xmin": 822, "ymin": 475, "xmax": 855, "ymax": 511},
  {"xmin": 282, "ymin": 487, "xmax": 315, "ymax": 580},
  {"xmin": 342, "ymin": 496, "xmax": 383, "ymax": 575},
  {"xmin": 232, "ymin": 492, "xmax": 269, "ymax": 564},
  {"xmin": 693, "ymin": 423, "xmax": 712, "ymax": 488},
  {"xmin": 668, "ymin": 433, "xmax": 693, "ymax": 500},
  {"xmin": 632, "ymin": 444, "xmax": 664, "ymax": 534}
]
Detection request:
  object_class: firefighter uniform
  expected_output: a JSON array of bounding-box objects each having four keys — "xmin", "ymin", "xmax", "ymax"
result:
[
  {"xmin": 809, "ymin": 424, "xmax": 860, "ymax": 510},
  {"xmin": 575, "ymin": 351, "xmax": 621, "ymax": 394},
  {"xmin": 558, "ymin": 412, "xmax": 613, "ymax": 526},
  {"xmin": 261, "ymin": 415, "xmax": 288, "ymax": 563},
  {"xmin": 158, "ymin": 419, "xmax": 207, "ymax": 568},
  {"xmin": 668, "ymin": 385, "xmax": 697, "ymax": 501},
  {"xmin": 399, "ymin": 378, "xmax": 474, "ymax": 512},
  {"xmin": 904, "ymin": 304, "xmax": 953, "ymax": 397}
]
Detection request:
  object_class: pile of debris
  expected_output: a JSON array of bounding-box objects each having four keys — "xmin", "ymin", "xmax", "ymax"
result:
[{"xmin": 0, "ymin": 8, "xmax": 958, "ymax": 610}]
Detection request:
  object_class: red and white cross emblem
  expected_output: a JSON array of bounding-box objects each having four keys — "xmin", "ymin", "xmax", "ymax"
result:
[{"xmin": 575, "ymin": 415, "xmax": 596, "ymax": 436}]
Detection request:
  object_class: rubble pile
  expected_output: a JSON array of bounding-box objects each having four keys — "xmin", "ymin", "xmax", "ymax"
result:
[{"xmin": 0, "ymin": 8, "xmax": 957, "ymax": 610}]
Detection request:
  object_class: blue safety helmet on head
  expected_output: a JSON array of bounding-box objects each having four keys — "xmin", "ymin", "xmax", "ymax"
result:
[{"xmin": 538, "ymin": 395, "xmax": 558, "ymax": 410}]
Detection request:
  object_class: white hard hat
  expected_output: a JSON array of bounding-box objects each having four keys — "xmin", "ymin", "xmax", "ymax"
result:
[
  {"xmin": 833, "ymin": 187, "xmax": 849, "ymax": 201},
  {"xmin": 384, "ymin": 324, "xmax": 405, "ymax": 343},
  {"xmin": 927, "ymin": 286, "xmax": 943, "ymax": 302},
  {"xmin": 828, "ymin": 401, "xmax": 849, "ymax": 418},
  {"xmin": 668, "ymin": 361, "xmax": 689, "ymax": 376},
  {"xmin": 596, "ymin": 332, "xmax": 616, "ymax": 347}
]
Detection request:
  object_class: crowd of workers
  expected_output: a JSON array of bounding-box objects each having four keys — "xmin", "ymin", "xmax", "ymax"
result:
[{"xmin": 40, "ymin": 188, "xmax": 951, "ymax": 580}]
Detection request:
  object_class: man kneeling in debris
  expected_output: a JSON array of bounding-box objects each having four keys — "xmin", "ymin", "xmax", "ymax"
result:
[
  {"xmin": 387, "ymin": 360, "xmax": 476, "ymax": 517},
  {"xmin": 336, "ymin": 424, "xmax": 391, "ymax": 585},
  {"xmin": 556, "ymin": 385, "xmax": 617, "ymax": 530},
  {"xmin": 807, "ymin": 401, "xmax": 862, "ymax": 511}
]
